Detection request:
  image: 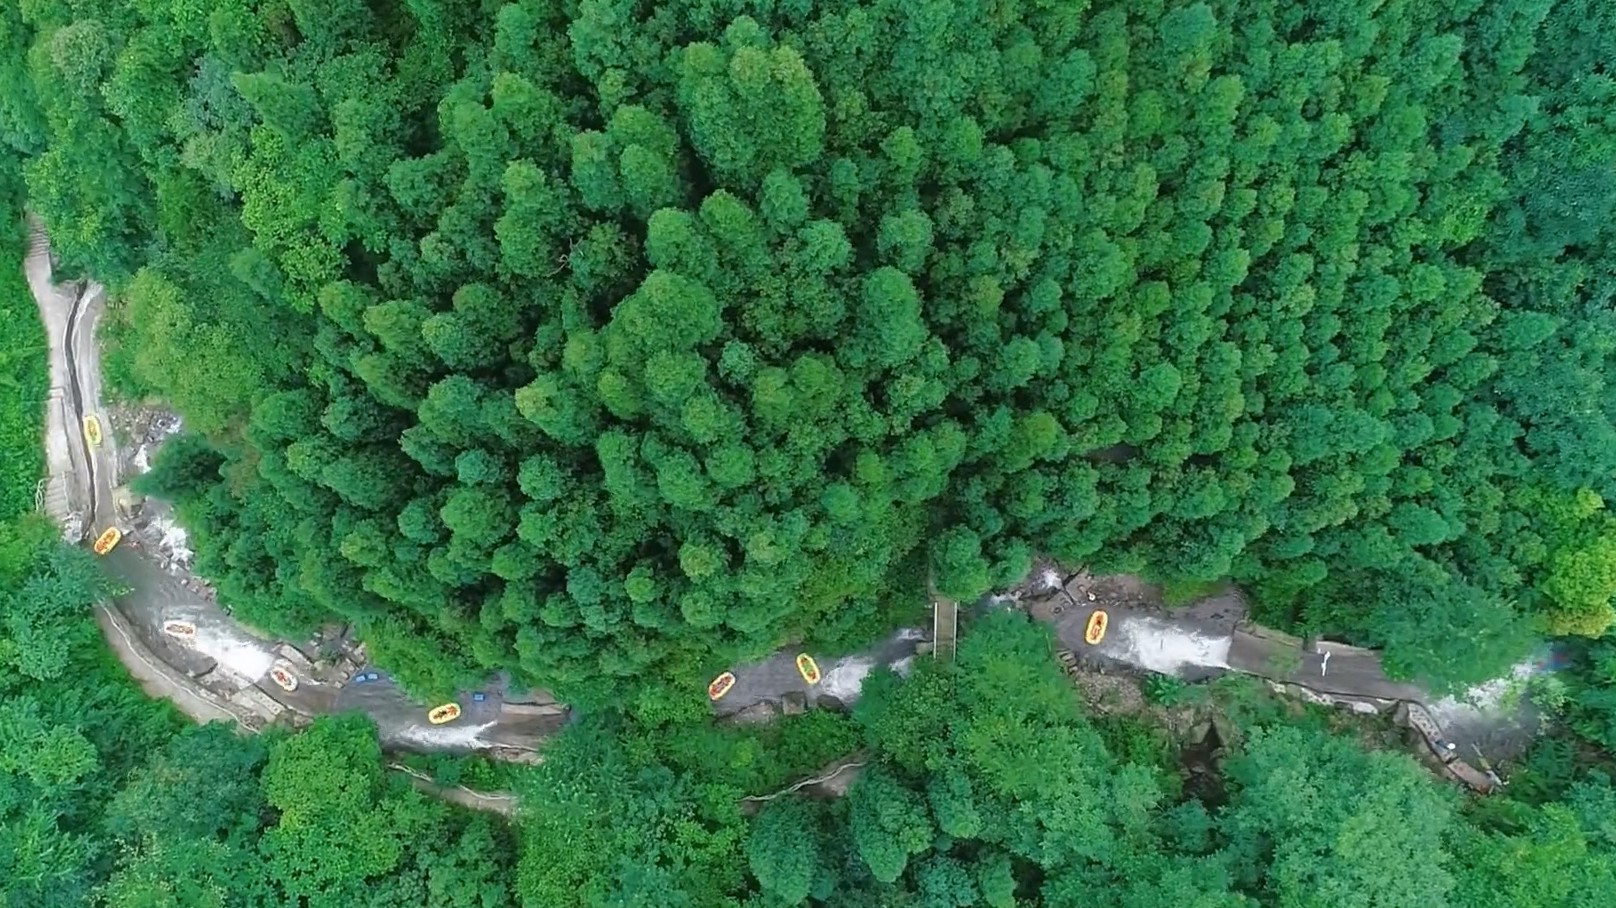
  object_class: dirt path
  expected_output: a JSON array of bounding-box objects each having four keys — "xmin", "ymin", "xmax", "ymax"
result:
[
  {"xmin": 385, "ymin": 762, "xmax": 518, "ymax": 816},
  {"xmin": 741, "ymin": 758, "xmax": 866, "ymax": 805}
]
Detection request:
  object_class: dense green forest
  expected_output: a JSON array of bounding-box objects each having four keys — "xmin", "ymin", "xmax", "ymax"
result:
[
  {"xmin": 0, "ymin": 220, "xmax": 43, "ymax": 517},
  {"xmin": 3, "ymin": 0, "xmax": 1616, "ymax": 873},
  {"xmin": 0, "ymin": 514, "xmax": 179, "ymax": 907},
  {"xmin": 0, "ymin": 203, "xmax": 530, "ymax": 905},
  {"xmin": 0, "ymin": 521, "xmax": 522, "ymax": 908},
  {"xmin": 500, "ymin": 612, "xmax": 1616, "ymax": 908},
  {"xmin": 3, "ymin": 0, "xmax": 1613, "ymax": 698},
  {"xmin": 3, "ymin": 221, "xmax": 1616, "ymax": 907},
  {"xmin": 7, "ymin": 576, "xmax": 1616, "ymax": 908}
]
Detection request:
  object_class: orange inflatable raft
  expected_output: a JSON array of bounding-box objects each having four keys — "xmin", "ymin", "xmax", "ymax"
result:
[
  {"xmin": 796, "ymin": 653, "xmax": 821, "ymax": 685},
  {"xmin": 92, "ymin": 527, "xmax": 122, "ymax": 555},
  {"xmin": 269, "ymin": 663, "xmax": 299, "ymax": 692},
  {"xmin": 707, "ymin": 671, "xmax": 736, "ymax": 701},
  {"xmin": 161, "ymin": 620, "xmax": 196, "ymax": 640},
  {"xmin": 1084, "ymin": 610, "xmax": 1108, "ymax": 645}
]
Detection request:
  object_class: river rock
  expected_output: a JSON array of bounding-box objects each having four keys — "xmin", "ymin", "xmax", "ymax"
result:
[
  {"xmin": 185, "ymin": 658, "xmax": 219, "ymax": 679},
  {"xmin": 781, "ymin": 691, "xmax": 808, "ymax": 716},
  {"xmin": 723, "ymin": 701, "xmax": 779, "ymax": 725},
  {"xmin": 274, "ymin": 643, "xmax": 313, "ymax": 670},
  {"xmin": 507, "ymin": 689, "xmax": 557, "ymax": 706},
  {"xmin": 487, "ymin": 746, "xmax": 543, "ymax": 765},
  {"xmin": 501, "ymin": 701, "xmax": 569, "ymax": 717}
]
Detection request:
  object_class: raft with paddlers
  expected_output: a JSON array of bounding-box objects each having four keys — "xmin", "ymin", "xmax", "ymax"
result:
[
  {"xmin": 161, "ymin": 620, "xmax": 196, "ymax": 640},
  {"xmin": 92, "ymin": 527, "xmax": 122, "ymax": 555},
  {"xmin": 428, "ymin": 702, "xmax": 461, "ymax": 724},
  {"xmin": 269, "ymin": 662, "xmax": 299, "ymax": 692},
  {"xmin": 1084, "ymin": 610, "xmax": 1108, "ymax": 645},
  {"xmin": 796, "ymin": 653, "xmax": 821, "ymax": 685},
  {"xmin": 707, "ymin": 671, "xmax": 736, "ymax": 701},
  {"xmin": 82, "ymin": 414, "xmax": 102, "ymax": 447}
]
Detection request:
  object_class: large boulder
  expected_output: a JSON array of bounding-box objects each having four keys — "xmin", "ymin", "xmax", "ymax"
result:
[{"xmin": 723, "ymin": 700, "xmax": 779, "ymax": 726}]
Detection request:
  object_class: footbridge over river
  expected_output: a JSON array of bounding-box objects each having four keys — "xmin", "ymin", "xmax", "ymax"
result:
[{"xmin": 932, "ymin": 596, "xmax": 958, "ymax": 663}]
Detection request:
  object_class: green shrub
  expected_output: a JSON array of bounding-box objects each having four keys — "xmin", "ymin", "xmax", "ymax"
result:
[{"xmin": 0, "ymin": 216, "xmax": 44, "ymax": 521}]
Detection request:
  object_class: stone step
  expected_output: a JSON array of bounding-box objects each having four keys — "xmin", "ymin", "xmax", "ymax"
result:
[
  {"xmin": 26, "ymin": 226, "xmax": 49, "ymax": 259},
  {"xmin": 36, "ymin": 475, "xmax": 73, "ymax": 523}
]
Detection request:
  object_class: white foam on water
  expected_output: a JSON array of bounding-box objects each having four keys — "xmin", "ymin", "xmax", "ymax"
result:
[
  {"xmin": 889, "ymin": 655, "xmax": 915, "ymax": 677},
  {"xmin": 180, "ymin": 614, "xmax": 275, "ymax": 681},
  {"xmin": 1108, "ymin": 615, "xmax": 1231, "ymax": 675},
  {"xmin": 392, "ymin": 720, "xmax": 494, "ymax": 749},
  {"xmin": 1429, "ymin": 661, "xmax": 1538, "ymax": 723},
  {"xmin": 150, "ymin": 514, "xmax": 194, "ymax": 568},
  {"xmin": 821, "ymin": 655, "xmax": 877, "ymax": 702},
  {"xmin": 894, "ymin": 627, "xmax": 926, "ymax": 642},
  {"xmin": 1040, "ymin": 569, "xmax": 1062, "ymax": 590}
]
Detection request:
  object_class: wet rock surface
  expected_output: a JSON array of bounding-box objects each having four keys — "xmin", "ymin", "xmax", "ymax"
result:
[
  {"xmin": 108, "ymin": 404, "xmax": 181, "ymax": 479},
  {"xmin": 722, "ymin": 701, "xmax": 780, "ymax": 726}
]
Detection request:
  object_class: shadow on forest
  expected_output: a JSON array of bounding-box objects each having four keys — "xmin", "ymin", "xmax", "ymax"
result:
[{"xmin": 1180, "ymin": 721, "xmax": 1229, "ymax": 809}]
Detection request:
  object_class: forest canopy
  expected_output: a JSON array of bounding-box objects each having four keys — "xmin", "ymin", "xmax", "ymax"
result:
[
  {"xmin": 5, "ymin": 590, "xmax": 1615, "ymax": 908},
  {"xmin": 2, "ymin": 0, "xmax": 1613, "ymax": 698},
  {"xmin": 517, "ymin": 612, "xmax": 1616, "ymax": 908}
]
